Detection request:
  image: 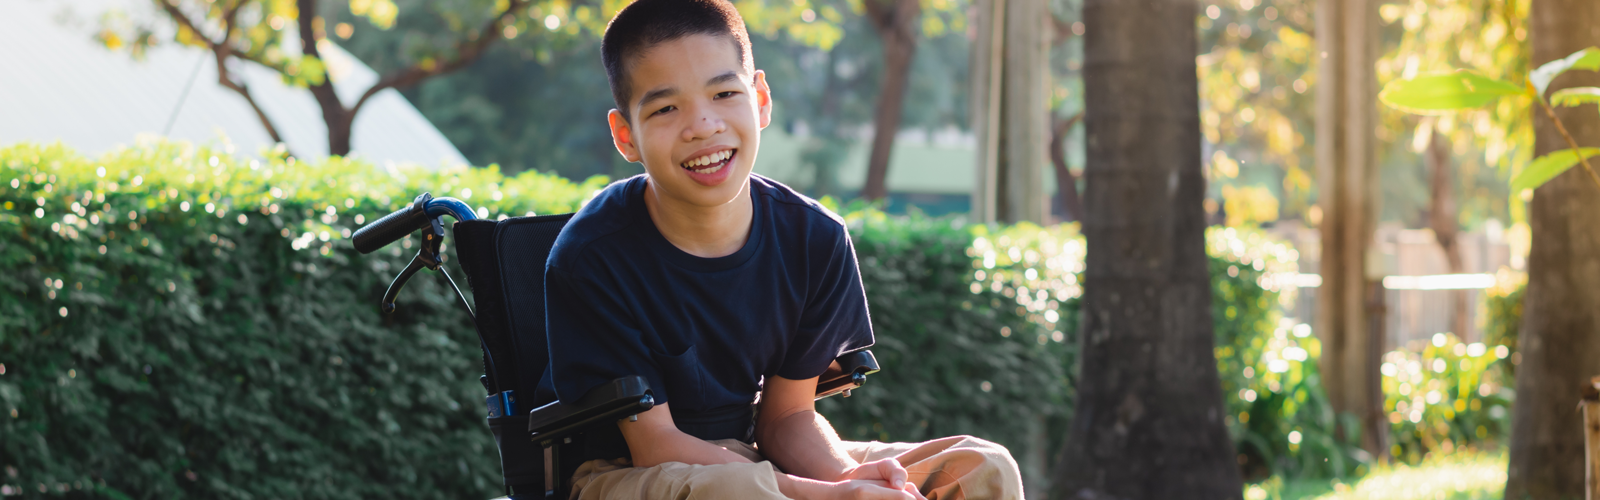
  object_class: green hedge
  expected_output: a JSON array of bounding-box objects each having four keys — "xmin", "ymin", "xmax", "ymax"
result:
[
  {"xmin": 1, "ymin": 141, "xmax": 1322, "ymax": 498},
  {"xmin": 817, "ymin": 215, "xmax": 1078, "ymax": 489},
  {"xmin": 0, "ymin": 142, "xmax": 601, "ymax": 499}
]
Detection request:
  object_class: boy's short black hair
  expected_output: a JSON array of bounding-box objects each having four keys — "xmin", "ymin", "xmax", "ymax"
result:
[{"xmin": 602, "ymin": 0, "xmax": 754, "ymax": 122}]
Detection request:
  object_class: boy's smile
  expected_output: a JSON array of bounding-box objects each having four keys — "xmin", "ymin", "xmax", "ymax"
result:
[
  {"xmin": 607, "ymin": 33, "xmax": 771, "ymax": 209},
  {"xmin": 678, "ymin": 145, "xmax": 737, "ymax": 186}
]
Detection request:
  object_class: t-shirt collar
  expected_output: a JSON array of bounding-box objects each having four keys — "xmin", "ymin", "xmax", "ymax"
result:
[{"xmin": 630, "ymin": 175, "xmax": 764, "ymax": 273}]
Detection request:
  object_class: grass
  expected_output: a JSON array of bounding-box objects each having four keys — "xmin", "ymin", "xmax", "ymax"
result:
[{"xmin": 1246, "ymin": 451, "xmax": 1507, "ymax": 500}]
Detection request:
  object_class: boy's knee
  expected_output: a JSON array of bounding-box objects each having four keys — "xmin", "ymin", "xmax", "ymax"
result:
[
  {"xmin": 947, "ymin": 435, "xmax": 1021, "ymax": 469},
  {"xmin": 938, "ymin": 436, "xmax": 1024, "ymax": 499}
]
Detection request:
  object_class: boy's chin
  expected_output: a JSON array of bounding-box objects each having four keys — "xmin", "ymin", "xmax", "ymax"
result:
[{"xmin": 648, "ymin": 164, "xmax": 752, "ymax": 205}]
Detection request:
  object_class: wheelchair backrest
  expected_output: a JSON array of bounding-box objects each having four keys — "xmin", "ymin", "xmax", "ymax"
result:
[{"xmin": 453, "ymin": 214, "xmax": 573, "ymax": 411}]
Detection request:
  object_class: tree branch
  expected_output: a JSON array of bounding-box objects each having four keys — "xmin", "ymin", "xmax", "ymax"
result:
[
  {"xmin": 156, "ymin": 0, "xmax": 289, "ymax": 147},
  {"xmin": 296, "ymin": 0, "xmax": 352, "ymax": 152},
  {"xmin": 1051, "ymin": 112, "xmax": 1085, "ymax": 221},
  {"xmin": 1536, "ymin": 96, "xmax": 1600, "ymax": 192},
  {"xmin": 347, "ymin": 0, "xmax": 530, "ymax": 119}
]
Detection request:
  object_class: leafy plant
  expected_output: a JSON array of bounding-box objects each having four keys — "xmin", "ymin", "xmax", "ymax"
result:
[
  {"xmin": 1380, "ymin": 46, "xmax": 1600, "ymax": 193},
  {"xmin": 1, "ymin": 140, "xmax": 1347, "ymax": 498},
  {"xmin": 816, "ymin": 211, "xmax": 1075, "ymax": 492},
  {"xmin": 1206, "ymin": 229, "xmax": 1366, "ymax": 481},
  {"xmin": 0, "ymin": 140, "xmax": 601, "ymax": 499},
  {"xmin": 1381, "ymin": 333, "xmax": 1514, "ymax": 464},
  {"xmin": 1480, "ymin": 270, "xmax": 1525, "ymax": 380}
]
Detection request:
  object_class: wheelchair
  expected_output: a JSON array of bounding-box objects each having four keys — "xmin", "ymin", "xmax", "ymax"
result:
[{"xmin": 351, "ymin": 193, "xmax": 881, "ymax": 499}]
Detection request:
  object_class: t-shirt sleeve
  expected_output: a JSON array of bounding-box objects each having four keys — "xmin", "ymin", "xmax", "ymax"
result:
[
  {"xmin": 544, "ymin": 262, "xmax": 669, "ymax": 405},
  {"xmin": 778, "ymin": 224, "xmax": 875, "ymax": 380}
]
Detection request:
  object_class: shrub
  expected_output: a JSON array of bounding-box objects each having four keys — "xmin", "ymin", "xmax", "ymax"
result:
[
  {"xmin": 0, "ymin": 141, "xmax": 602, "ymax": 499},
  {"xmin": 0, "ymin": 141, "xmax": 1072, "ymax": 498},
  {"xmin": 1381, "ymin": 333, "xmax": 1514, "ymax": 463},
  {"xmin": 815, "ymin": 212, "xmax": 1073, "ymax": 491},
  {"xmin": 1, "ymin": 139, "xmax": 1361, "ymax": 498},
  {"xmin": 1480, "ymin": 270, "xmax": 1524, "ymax": 380},
  {"xmin": 1204, "ymin": 228, "xmax": 1366, "ymax": 481}
]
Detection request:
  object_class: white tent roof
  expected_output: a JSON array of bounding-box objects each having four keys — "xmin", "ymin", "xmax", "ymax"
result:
[{"xmin": 0, "ymin": 0, "xmax": 468, "ymax": 167}]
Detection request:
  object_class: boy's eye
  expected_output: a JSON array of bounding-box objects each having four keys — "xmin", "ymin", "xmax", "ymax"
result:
[
  {"xmin": 651, "ymin": 105, "xmax": 676, "ymax": 117},
  {"xmin": 715, "ymin": 91, "xmax": 738, "ymax": 99}
]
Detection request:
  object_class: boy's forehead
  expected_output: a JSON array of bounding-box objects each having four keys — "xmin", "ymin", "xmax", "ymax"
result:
[{"xmin": 627, "ymin": 34, "xmax": 749, "ymax": 104}]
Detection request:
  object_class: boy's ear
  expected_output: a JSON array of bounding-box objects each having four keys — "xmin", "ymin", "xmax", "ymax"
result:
[
  {"xmin": 607, "ymin": 109, "xmax": 642, "ymax": 163},
  {"xmin": 753, "ymin": 70, "xmax": 772, "ymax": 130}
]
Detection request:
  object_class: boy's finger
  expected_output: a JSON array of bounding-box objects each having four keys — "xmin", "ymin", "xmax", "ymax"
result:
[
  {"xmin": 876, "ymin": 460, "xmax": 907, "ymax": 488},
  {"xmin": 902, "ymin": 482, "xmax": 927, "ymax": 500}
]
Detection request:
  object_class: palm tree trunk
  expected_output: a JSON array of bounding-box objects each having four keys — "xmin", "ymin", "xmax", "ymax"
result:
[
  {"xmin": 1506, "ymin": 0, "xmax": 1600, "ymax": 497},
  {"xmin": 1051, "ymin": 0, "xmax": 1241, "ymax": 497}
]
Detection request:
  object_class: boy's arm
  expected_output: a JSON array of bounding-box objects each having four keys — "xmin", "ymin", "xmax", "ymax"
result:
[
  {"xmin": 617, "ymin": 402, "xmax": 754, "ymax": 467},
  {"xmin": 756, "ymin": 375, "xmax": 909, "ymax": 487}
]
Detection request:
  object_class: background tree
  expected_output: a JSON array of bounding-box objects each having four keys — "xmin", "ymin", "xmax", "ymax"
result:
[
  {"xmin": 1506, "ymin": 0, "xmax": 1600, "ymax": 496},
  {"xmin": 1314, "ymin": 0, "xmax": 1386, "ymax": 461},
  {"xmin": 1052, "ymin": 0, "xmax": 1242, "ymax": 498},
  {"xmin": 335, "ymin": 0, "xmax": 970, "ymax": 189},
  {"xmin": 131, "ymin": 0, "xmax": 534, "ymax": 157},
  {"xmin": 858, "ymin": 0, "xmax": 920, "ymax": 201}
]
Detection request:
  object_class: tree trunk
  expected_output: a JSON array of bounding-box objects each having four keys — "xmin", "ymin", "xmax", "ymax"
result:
[
  {"xmin": 1313, "ymin": 0, "xmax": 1386, "ymax": 461},
  {"xmin": 1506, "ymin": 0, "xmax": 1600, "ymax": 497},
  {"xmin": 1425, "ymin": 132, "xmax": 1469, "ymax": 339},
  {"xmin": 860, "ymin": 0, "xmax": 920, "ymax": 202},
  {"xmin": 1051, "ymin": 0, "xmax": 1241, "ymax": 497},
  {"xmin": 296, "ymin": 2, "xmax": 356, "ymax": 157},
  {"xmin": 1050, "ymin": 113, "xmax": 1084, "ymax": 222},
  {"xmin": 969, "ymin": 0, "xmax": 1049, "ymax": 224}
]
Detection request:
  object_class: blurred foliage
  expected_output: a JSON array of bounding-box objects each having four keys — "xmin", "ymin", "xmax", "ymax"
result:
[
  {"xmin": 1206, "ymin": 229, "xmax": 1369, "ymax": 481},
  {"xmin": 1195, "ymin": 0, "xmax": 1318, "ymax": 219},
  {"xmin": 0, "ymin": 140, "xmax": 602, "ymax": 498},
  {"xmin": 1221, "ymin": 184, "xmax": 1281, "ymax": 227},
  {"xmin": 1246, "ymin": 451, "xmax": 1507, "ymax": 500},
  {"xmin": 8, "ymin": 139, "xmax": 1494, "ymax": 497},
  {"xmin": 1480, "ymin": 270, "xmax": 1524, "ymax": 380},
  {"xmin": 1381, "ymin": 333, "xmax": 1513, "ymax": 465},
  {"xmin": 1192, "ymin": 0, "xmax": 1526, "ymax": 230},
  {"xmin": 337, "ymin": 0, "xmax": 972, "ymax": 190},
  {"xmin": 815, "ymin": 210, "xmax": 1078, "ymax": 492},
  {"xmin": 1375, "ymin": 0, "xmax": 1529, "ymax": 227}
]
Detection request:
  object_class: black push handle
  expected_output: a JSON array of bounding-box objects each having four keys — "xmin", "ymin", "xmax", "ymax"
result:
[{"xmin": 353, "ymin": 193, "xmax": 433, "ymax": 254}]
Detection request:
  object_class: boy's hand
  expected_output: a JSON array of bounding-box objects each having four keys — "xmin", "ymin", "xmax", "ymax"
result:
[
  {"xmin": 826, "ymin": 480, "xmax": 926, "ymax": 500},
  {"xmin": 838, "ymin": 458, "xmax": 910, "ymax": 490},
  {"xmin": 781, "ymin": 477, "xmax": 925, "ymax": 500}
]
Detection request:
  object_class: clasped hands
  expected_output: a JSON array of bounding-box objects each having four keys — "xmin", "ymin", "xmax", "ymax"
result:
[{"xmin": 785, "ymin": 457, "xmax": 927, "ymax": 500}]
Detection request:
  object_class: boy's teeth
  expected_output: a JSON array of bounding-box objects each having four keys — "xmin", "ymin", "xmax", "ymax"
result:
[{"xmin": 682, "ymin": 150, "xmax": 733, "ymax": 168}]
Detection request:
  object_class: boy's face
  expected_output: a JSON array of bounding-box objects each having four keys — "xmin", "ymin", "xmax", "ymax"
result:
[{"xmin": 607, "ymin": 34, "xmax": 771, "ymax": 209}]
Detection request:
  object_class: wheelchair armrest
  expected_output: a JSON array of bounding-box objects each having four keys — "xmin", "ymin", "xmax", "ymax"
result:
[
  {"xmin": 815, "ymin": 350, "xmax": 880, "ymax": 400},
  {"xmin": 527, "ymin": 376, "xmax": 654, "ymax": 446}
]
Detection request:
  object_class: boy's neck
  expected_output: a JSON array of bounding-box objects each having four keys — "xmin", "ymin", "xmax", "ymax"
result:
[{"xmin": 642, "ymin": 177, "xmax": 754, "ymax": 259}]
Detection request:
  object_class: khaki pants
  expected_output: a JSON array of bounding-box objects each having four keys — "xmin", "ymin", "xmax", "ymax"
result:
[{"xmin": 570, "ymin": 435, "xmax": 1023, "ymax": 500}]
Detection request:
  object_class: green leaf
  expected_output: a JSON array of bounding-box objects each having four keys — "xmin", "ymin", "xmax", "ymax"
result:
[
  {"xmin": 1529, "ymin": 47, "xmax": 1600, "ymax": 98},
  {"xmin": 1511, "ymin": 148, "xmax": 1600, "ymax": 192},
  {"xmin": 1379, "ymin": 71, "xmax": 1524, "ymax": 114},
  {"xmin": 1551, "ymin": 87, "xmax": 1600, "ymax": 107}
]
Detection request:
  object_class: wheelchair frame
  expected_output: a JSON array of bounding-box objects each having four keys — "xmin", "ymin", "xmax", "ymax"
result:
[{"xmin": 352, "ymin": 193, "xmax": 880, "ymax": 499}]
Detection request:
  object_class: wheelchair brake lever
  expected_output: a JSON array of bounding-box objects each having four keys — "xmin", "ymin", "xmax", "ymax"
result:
[
  {"xmin": 381, "ymin": 254, "xmax": 428, "ymax": 314},
  {"xmin": 380, "ymin": 218, "xmax": 448, "ymax": 314}
]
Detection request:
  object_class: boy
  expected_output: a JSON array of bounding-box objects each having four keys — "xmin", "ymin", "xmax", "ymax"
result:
[{"xmin": 538, "ymin": 1, "xmax": 1024, "ymax": 498}]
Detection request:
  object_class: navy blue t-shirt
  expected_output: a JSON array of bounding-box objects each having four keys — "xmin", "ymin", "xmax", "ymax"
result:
[{"xmin": 537, "ymin": 173, "xmax": 874, "ymax": 451}]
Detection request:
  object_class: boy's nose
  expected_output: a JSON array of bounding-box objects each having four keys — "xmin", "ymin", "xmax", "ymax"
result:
[{"xmin": 682, "ymin": 112, "xmax": 726, "ymax": 141}]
